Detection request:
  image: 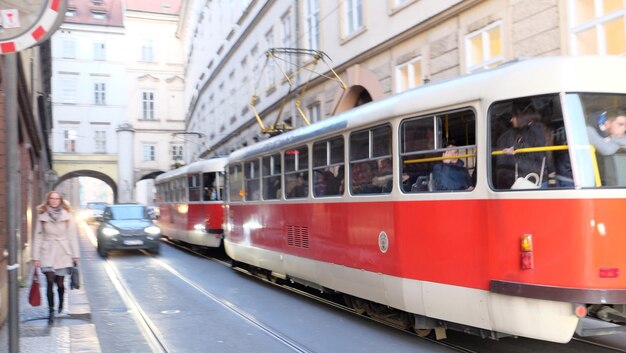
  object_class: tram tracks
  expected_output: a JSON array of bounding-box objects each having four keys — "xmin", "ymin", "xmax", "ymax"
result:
[{"xmin": 163, "ymin": 238, "xmax": 480, "ymax": 353}]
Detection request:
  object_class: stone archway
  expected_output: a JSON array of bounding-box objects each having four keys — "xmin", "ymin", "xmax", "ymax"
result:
[
  {"xmin": 332, "ymin": 64, "xmax": 385, "ymax": 115},
  {"xmin": 56, "ymin": 170, "xmax": 118, "ymax": 203}
]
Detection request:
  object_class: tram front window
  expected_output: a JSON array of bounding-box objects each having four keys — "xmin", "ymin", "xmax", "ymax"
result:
[{"xmin": 570, "ymin": 93, "xmax": 626, "ymax": 187}]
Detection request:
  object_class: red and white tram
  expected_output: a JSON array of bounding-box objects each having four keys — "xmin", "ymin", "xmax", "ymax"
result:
[
  {"xmin": 155, "ymin": 158, "xmax": 227, "ymax": 248},
  {"xmin": 223, "ymin": 56, "xmax": 626, "ymax": 343}
]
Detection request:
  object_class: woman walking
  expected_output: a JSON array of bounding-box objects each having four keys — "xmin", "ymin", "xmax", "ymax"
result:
[{"xmin": 32, "ymin": 191, "xmax": 80, "ymax": 324}]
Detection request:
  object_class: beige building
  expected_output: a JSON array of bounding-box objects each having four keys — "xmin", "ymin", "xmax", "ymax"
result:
[
  {"xmin": 124, "ymin": 0, "xmax": 186, "ymax": 204},
  {"xmin": 180, "ymin": 0, "xmax": 625, "ymax": 158}
]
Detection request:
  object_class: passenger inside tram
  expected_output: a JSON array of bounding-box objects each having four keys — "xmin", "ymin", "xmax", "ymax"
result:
[
  {"xmin": 494, "ymin": 99, "xmax": 549, "ymax": 189},
  {"xmin": 432, "ymin": 143, "xmax": 473, "ymax": 191},
  {"xmin": 586, "ymin": 108, "xmax": 626, "ymax": 156},
  {"xmin": 585, "ymin": 107, "xmax": 626, "ymax": 186}
]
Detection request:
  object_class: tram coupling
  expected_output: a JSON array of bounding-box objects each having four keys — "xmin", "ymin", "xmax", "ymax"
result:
[{"xmin": 576, "ymin": 305, "xmax": 626, "ymax": 337}]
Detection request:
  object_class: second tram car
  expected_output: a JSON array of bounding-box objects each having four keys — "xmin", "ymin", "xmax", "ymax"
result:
[
  {"xmin": 155, "ymin": 158, "xmax": 227, "ymax": 248},
  {"xmin": 223, "ymin": 56, "xmax": 626, "ymax": 343}
]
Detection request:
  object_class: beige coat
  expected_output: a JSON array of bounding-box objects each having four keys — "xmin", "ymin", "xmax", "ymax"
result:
[{"xmin": 32, "ymin": 209, "xmax": 80, "ymax": 270}]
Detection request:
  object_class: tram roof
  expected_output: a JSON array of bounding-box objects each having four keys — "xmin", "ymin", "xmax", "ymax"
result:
[
  {"xmin": 155, "ymin": 157, "xmax": 228, "ymax": 183},
  {"xmin": 229, "ymin": 56, "xmax": 626, "ymax": 163}
]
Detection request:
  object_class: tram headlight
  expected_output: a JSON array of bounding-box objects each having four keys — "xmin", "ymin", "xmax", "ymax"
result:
[
  {"xmin": 102, "ymin": 227, "xmax": 120, "ymax": 237},
  {"xmin": 144, "ymin": 226, "xmax": 161, "ymax": 235}
]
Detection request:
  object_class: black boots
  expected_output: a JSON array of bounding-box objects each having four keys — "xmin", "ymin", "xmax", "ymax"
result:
[{"xmin": 48, "ymin": 308, "xmax": 54, "ymax": 325}]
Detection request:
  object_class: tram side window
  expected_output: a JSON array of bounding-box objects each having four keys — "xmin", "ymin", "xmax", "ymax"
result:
[
  {"xmin": 313, "ymin": 136, "xmax": 344, "ymax": 197},
  {"xmin": 350, "ymin": 125, "xmax": 392, "ymax": 195},
  {"xmin": 244, "ymin": 159, "xmax": 260, "ymax": 201},
  {"xmin": 262, "ymin": 154, "xmax": 281, "ymax": 200},
  {"xmin": 189, "ymin": 174, "xmax": 200, "ymax": 202},
  {"xmin": 202, "ymin": 172, "xmax": 221, "ymax": 201},
  {"xmin": 228, "ymin": 164, "xmax": 244, "ymax": 202},
  {"xmin": 285, "ymin": 145, "xmax": 309, "ymax": 199},
  {"xmin": 178, "ymin": 177, "xmax": 187, "ymax": 202},
  {"xmin": 400, "ymin": 109, "xmax": 476, "ymax": 193},
  {"xmin": 490, "ymin": 95, "xmax": 567, "ymax": 190}
]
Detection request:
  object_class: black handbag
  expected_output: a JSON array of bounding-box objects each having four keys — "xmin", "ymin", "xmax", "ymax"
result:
[{"xmin": 70, "ymin": 264, "xmax": 80, "ymax": 290}]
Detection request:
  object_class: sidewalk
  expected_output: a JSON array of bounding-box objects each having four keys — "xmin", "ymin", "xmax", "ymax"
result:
[{"xmin": 0, "ymin": 273, "xmax": 101, "ymax": 353}]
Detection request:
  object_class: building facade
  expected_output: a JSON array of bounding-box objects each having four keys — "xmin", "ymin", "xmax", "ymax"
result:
[
  {"xmin": 125, "ymin": 0, "xmax": 186, "ymax": 205},
  {"xmin": 180, "ymin": 0, "xmax": 626, "ymax": 159},
  {"xmin": 0, "ymin": 45, "xmax": 55, "ymax": 326},
  {"xmin": 51, "ymin": 0, "xmax": 186, "ymax": 205}
]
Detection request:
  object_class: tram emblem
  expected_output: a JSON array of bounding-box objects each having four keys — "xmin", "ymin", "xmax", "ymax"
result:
[{"xmin": 378, "ymin": 231, "xmax": 389, "ymax": 253}]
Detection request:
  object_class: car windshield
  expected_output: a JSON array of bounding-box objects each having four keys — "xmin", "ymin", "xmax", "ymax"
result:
[{"xmin": 110, "ymin": 206, "xmax": 147, "ymax": 220}]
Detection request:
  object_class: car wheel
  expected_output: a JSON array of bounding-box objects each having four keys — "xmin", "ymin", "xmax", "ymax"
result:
[
  {"xmin": 97, "ymin": 241, "xmax": 108, "ymax": 258},
  {"xmin": 150, "ymin": 244, "xmax": 160, "ymax": 256}
]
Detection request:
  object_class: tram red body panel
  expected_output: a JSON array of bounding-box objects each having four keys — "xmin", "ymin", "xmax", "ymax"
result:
[
  {"xmin": 158, "ymin": 202, "xmax": 223, "ymax": 233},
  {"xmin": 228, "ymin": 197, "xmax": 626, "ymax": 292}
]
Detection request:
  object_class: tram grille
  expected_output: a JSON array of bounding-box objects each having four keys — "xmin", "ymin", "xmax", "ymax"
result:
[{"xmin": 287, "ymin": 225, "xmax": 309, "ymax": 249}]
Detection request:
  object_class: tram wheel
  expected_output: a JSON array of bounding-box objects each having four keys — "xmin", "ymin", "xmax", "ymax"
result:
[{"xmin": 414, "ymin": 328, "xmax": 432, "ymax": 337}]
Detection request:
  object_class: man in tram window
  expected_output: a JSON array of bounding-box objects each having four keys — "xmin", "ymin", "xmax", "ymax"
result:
[
  {"xmin": 586, "ymin": 108, "xmax": 626, "ymax": 186},
  {"xmin": 432, "ymin": 143, "xmax": 473, "ymax": 191},
  {"xmin": 586, "ymin": 108, "xmax": 626, "ymax": 156},
  {"xmin": 495, "ymin": 100, "xmax": 548, "ymax": 188}
]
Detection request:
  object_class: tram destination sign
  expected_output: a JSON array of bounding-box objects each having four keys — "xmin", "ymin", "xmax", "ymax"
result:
[{"xmin": 0, "ymin": 0, "xmax": 66, "ymax": 54}]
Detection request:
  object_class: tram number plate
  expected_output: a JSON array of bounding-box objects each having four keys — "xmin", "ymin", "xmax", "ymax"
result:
[{"xmin": 124, "ymin": 239, "xmax": 143, "ymax": 246}]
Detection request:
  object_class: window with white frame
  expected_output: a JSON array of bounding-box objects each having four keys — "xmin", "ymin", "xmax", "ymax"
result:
[
  {"xmin": 308, "ymin": 102, "xmax": 321, "ymax": 123},
  {"xmin": 94, "ymin": 131, "xmax": 106, "ymax": 153},
  {"xmin": 65, "ymin": 9, "xmax": 76, "ymax": 17},
  {"xmin": 141, "ymin": 39, "xmax": 154, "ymax": 62},
  {"xmin": 171, "ymin": 145, "xmax": 184, "ymax": 161},
  {"xmin": 465, "ymin": 21, "xmax": 504, "ymax": 73},
  {"xmin": 305, "ymin": 0, "xmax": 320, "ymax": 50},
  {"xmin": 344, "ymin": 0, "xmax": 363, "ymax": 36},
  {"xmin": 64, "ymin": 129, "xmax": 77, "ymax": 152},
  {"xmin": 94, "ymin": 42, "xmax": 106, "ymax": 61},
  {"xmin": 143, "ymin": 144, "xmax": 156, "ymax": 161},
  {"xmin": 91, "ymin": 11, "xmax": 106, "ymax": 20},
  {"xmin": 142, "ymin": 91, "xmax": 155, "ymax": 120},
  {"xmin": 265, "ymin": 29, "xmax": 275, "ymax": 88},
  {"xmin": 396, "ymin": 56, "xmax": 423, "ymax": 92},
  {"xmin": 62, "ymin": 40, "xmax": 76, "ymax": 58},
  {"xmin": 60, "ymin": 77, "xmax": 77, "ymax": 104},
  {"xmin": 569, "ymin": 0, "xmax": 626, "ymax": 55},
  {"xmin": 94, "ymin": 82, "xmax": 106, "ymax": 105},
  {"xmin": 251, "ymin": 46, "xmax": 259, "ymax": 85},
  {"xmin": 282, "ymin": 11, "xmax": 293, "ymax": 73}
]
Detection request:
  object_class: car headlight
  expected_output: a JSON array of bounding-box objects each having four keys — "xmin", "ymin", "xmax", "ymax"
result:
[
  {"xmin": 102, "ymin": 227, "xmax": 120, "ymax": 236},
  {"xmin": 144, "ymin": 226, "xmax": 161, "ymax": 235}
]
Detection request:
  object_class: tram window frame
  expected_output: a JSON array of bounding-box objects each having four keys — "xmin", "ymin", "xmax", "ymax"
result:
[
  {"xmin": 489, "ymin": 94, "xmax": 567, "ymax": 190},
  {"xmin": 188, "ymin": 174, "xmax": 201, "ymax": 202},
  {"xmin": 262, "ymin": 153, "xmax": 282, "ymax": 200},
  {"xmin": 313, "ymin": 136, "xmax": 345, "ymax": 197},
  {"xmin": 284, "ymin": 145, "xmax": 309, "ymax": 199},
  {"xmin": 349, "ymin": 124, "xmax": 392, "ymax": 195},
  {"xmin": 202, "ymin": 172, "xmax": 222, "ymax": 201},
  {"xmin": 400, "ymin": 109, "xmax": 477, "ymax": 193},
  {"xmin": 244, "ymin": 159, "xmax": 261, "ymax": 201},
  {"xmin": 228, "ymin": 164, "xmax": 244, "ymax": 202}
]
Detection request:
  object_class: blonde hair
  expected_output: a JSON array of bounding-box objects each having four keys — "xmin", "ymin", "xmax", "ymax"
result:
[{"xmin": 37, "ymin": 191, "xmax": 72, "ymax": 214}]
